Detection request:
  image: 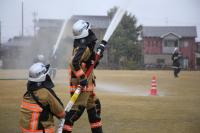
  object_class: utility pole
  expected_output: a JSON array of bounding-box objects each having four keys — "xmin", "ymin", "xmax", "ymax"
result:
[
  {"xmin": 165, "ymin": 17, "xmax": 168, "ymax": 26},
  {"xmin": 32, "ymin": 12, "xmax": 38, "ymax": 37},
  {"xmin": 21, "ymin": 0, "xmax": 24, "ymax": 37},
  {"xmin": 0, "ymin": 21, "xmax": 1, "ymax": 46}
]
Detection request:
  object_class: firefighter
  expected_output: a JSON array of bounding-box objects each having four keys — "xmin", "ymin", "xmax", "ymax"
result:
[
  {"xmin": 20, "ymin": 62, "xmax": 65, "ymax": 133},
  {"xmin": 171, "ymin": 47, "xmax": 181, "ymax": 77},
  {"xmin": 33, "ymin": 54, "xmax": 46, "ymax": 64},
  {"xmin": 62, "ymin": 20, "xmax": 106, "ymax": 133}
]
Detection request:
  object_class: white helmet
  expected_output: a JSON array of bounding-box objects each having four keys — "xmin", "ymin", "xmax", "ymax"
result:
[
  {"xmin": 173, "ymin": 47, "xmax": 179, "ymax": 53},
  {"xmin": 72, "ymin": 20, "xmax": 90, "ymax": 39},
  {"xmin": 28, "ymin": 62, "xmax": 50, "ymax": 82}
]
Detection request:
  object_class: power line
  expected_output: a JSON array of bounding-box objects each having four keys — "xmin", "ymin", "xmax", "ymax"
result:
[{"xmin": 32, "ymin": 11, "xmax": 38, "ymax": 37}]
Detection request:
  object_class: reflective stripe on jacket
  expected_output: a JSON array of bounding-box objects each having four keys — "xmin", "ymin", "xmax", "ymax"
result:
[
  {"xmin": 20, "ymin": 88, "xmax": 65, "ymax": 131},
  {"xmin": 21, "ymin": 127, "xmax": 54, "ymax": 133},
  {"xmin": 68, "ymin": 84, "xmax": 95, "ymax": 93}
]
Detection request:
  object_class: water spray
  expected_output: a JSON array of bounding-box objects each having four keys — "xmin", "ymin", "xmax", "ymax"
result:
[
  {"xmin": 86, "ymin": 8, "xmax": 126, "ymax": 76},
  {"xmin": 47, "ymin": 19, "xmax": 68, "ymax": 79},
  {"xmin": 103, "ymin": 8, "xmax": 125, "ymax": 41},
  {"xmin": 51, "ymin": 19, "xmax": 68, "ymax": 57}
]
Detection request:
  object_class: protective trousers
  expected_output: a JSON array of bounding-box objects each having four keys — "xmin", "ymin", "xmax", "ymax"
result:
[
  {"xmin": 62, "ymin": 91, "xmax": 102, "ymax": 133},
  {"xmin": 173, "ymin": 60, "xmax": 181, "ymax": 77}
]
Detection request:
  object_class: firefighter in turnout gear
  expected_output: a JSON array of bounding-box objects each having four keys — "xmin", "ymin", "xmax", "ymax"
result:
[
  {"xmin": 62, "ymin": 20, "xmax": 106, "ymax": 133},
  {"xmin": 172, "ymin": 47, "xmax": 181, "ymax": 77},
  {"xmin": 20, "ymin": 62, "xmax": 65, "ymax": 133}
]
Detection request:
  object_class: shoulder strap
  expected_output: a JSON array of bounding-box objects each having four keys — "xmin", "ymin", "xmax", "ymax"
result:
[
  {"xmin": 29, "ymin": 91, "xmax": 44, "ymax": 109},
  {"xmin": 45, "ymin": 88, "xmax": 64, "ymax": 107},
  {"xmin": 23, "ymin": 91, "xmax": 29, "ymax": 97}
]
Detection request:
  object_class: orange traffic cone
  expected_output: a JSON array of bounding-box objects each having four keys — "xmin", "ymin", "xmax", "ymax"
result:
[{"xmin": 150, "ymin": 75, "xmax": 158, "ymax": 96}]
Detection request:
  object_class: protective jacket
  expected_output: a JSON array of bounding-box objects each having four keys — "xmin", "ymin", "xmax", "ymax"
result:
[
  {"xmin": 20, "ymin": 77, "xmax": 65, "ymax": 133},
  {"xmin": 172, "ymin": 52, "xmax": 181, "ymax": 67},
  {"xmin": 171, "ymin": 51, "xmax": 182, "ymax": 77},
  {"xmin": 69, "ymin": 30, "xmax": 97, "ymax": 92}
]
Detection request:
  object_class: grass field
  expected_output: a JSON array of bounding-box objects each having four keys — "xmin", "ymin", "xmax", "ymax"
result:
[{"xmin": 0, "ymin": 70, "xmax": 200, "ymax": 133}]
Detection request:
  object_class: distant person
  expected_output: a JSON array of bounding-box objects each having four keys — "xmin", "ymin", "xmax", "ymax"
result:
[
  {"xmin": 62, "ymin": 20, "xmax": 107, "ymax": 133},
  {"xmin": 33, "ymin": 54, "xmax": 57, "ymax": 79},
  {"xmin": 171, "ymin": 47, "xmax": 181, "ymax": 77},
  {"xmin": 20, "ymin": 62, "xmax": 65, "ymax": 133},
  {"xmin": 33, "ymin": 54, "xmax": 46, "ymax": 64}
]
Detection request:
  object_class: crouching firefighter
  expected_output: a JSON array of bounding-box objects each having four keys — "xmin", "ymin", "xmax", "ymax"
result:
[
  {"xmin": 20, "ymin": 62, "xmax": 65, "ymax": 133},
  {"xmin": 62, "ymin": 20, "xmax": 107, "ymax": 133}
]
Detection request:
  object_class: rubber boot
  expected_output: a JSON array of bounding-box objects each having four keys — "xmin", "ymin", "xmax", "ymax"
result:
[{"xmin": 91, "ymin": 126, "xmax": 103, "ymax": 133}]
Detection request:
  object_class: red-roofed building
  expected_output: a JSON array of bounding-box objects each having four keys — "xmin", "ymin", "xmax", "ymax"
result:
[{"xmin": 142, "ymin": 26, "xmax": 197, "ymax": 69}]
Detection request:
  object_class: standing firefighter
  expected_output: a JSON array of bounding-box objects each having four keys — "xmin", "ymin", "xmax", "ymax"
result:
[
  {"xmin": 20, "ymin": 62, "xmax": 65, "ymax": 133},
  {"xmin": 171, "ymin": 47, "xmax": 181, "ymax": 77},
  {"xmin": 62, "ymin": 20, "xmax": 106, "ymax": 133}
]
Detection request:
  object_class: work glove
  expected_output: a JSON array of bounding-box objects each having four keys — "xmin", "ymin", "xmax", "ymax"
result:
[
  {"xmin": 90, "ymin": 52, "xmax": 101, "ymax": 69},
  {"xmin": 79, "ymin": 75, "xmax": 88, "ymax": 88},
  {"xmin": 97, "ymin": 40, "xmax": 107, "ymax": 56}
]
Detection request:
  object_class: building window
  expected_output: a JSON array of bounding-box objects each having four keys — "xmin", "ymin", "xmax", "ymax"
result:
[
  {"xmin": 155, "ymin": 44, "xmax": 158, "ymax": 47},
  {"xmin": 196, "ymin": 58, "xmax": 200, "ymax": 66},
  {"xmin": 179, "ymin": 40, "xmax": 184, "ymax": 48},
  {"xmin": 157, "ymin": 58, "xmax": 165, "ymax": 64},
  {"xmin": 164, "ymin": 39, "xmax": 178, "ymax": 47},
  {"xmin": 198, "ymin": 45, "xmax": 200, "ymax": 52},
  {"xmin": 183, "ymin": 41, "xmax": 189, "ymax": 47},
  {"xmin": 163, "ymin": 39, "xmax": 179, "ymax": 53}
]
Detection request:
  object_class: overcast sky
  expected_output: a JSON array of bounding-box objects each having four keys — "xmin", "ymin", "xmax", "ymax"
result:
[{"xmin": 0, "ymin": 0, "xmax": 200, "ymax": 42}]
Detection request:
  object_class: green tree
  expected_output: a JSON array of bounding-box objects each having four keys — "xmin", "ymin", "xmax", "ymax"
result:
[{"xmin": 107, "ymin": 7, "xmax": 142, "ymax": 69}]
